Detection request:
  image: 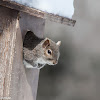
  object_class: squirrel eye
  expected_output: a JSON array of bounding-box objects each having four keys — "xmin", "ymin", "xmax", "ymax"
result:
[{"xmin": 47, "ymin": 49, "xmax": 52, "ymax": 55}]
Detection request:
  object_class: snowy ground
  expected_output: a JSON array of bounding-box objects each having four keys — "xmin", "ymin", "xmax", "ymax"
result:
[{"xmin": 11, "ymin": 0, "xmax": 74, "ymax": 18}]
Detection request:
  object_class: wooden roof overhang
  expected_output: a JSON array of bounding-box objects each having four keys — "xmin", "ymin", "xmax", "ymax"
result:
[{"xmin": 0, "ymin": 0, "xmax": 76, "ymax": 26}]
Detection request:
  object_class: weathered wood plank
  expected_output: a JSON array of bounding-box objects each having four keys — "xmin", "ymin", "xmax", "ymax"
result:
[
  {"xmin": 10, "ymin": 12, "xmax": 45, "ymax": 100},
  {"xmin": 0, "ymin": 0, "xmax": 76, "ymax": 26},
  {"xmin": 45, "ymin": 13, "xmax": 76, "ymax": 26},
  {"xmin": 0, "ymin": 6, "xmax": 19, "ymax": 99},
  {"xmin": 10, "ymin": 24, "xmax": 37, "ymax": 100}
]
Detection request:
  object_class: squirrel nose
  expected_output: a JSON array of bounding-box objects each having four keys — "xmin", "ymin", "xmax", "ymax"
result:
[{"xmin": 53, "ymin": 60, "xmax": 57, "ymax": 65}]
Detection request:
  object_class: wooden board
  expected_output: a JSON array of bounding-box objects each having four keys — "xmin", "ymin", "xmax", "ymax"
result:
[
  {"xmin": 10, "ymin": 12, "xmax": 45, "ymax": 100},
  {"xmin": 0, "ymin": 0, "xmax": 76, "ymax": 26},
  {"xmin": 0, "ymin": 6, "xmax": 19, "ymax": 99}
]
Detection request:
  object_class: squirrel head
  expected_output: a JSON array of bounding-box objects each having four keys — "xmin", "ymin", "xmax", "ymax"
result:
[{"xmin": 41, "ymin": 38, "xmax": 61, "ymax": 65}]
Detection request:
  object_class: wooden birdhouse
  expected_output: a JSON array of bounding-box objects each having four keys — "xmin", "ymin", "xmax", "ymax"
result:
[{"xmin": 0, "ymin": 0, "xmax": 76, "ymax": 100}]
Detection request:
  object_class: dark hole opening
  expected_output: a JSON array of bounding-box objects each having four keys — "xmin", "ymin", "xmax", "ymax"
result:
[{"xmin": 23, "ymin": 31, "xmax": 43, "ymax": 50}]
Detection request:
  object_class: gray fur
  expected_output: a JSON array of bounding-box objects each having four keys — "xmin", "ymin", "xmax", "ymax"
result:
[{"xmin": 23, "ymin": 38, "xmax": 61, "ymax": 69}]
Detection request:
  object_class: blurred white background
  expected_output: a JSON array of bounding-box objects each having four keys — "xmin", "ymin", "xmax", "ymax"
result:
[{"xmin": 37, "ymin": 0, "xmax": 100, "ymax": 100}]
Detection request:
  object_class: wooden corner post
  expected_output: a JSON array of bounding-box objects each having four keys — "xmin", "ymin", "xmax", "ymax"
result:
[{"xmin": 0, "ymin": 6, "xmax": 19, "ymax": 99}]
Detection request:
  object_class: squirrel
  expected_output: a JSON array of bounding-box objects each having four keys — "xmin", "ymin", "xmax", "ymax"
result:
[{"xmin": 23, "ymin": 31, "xmax": 61, "ymax": 69}]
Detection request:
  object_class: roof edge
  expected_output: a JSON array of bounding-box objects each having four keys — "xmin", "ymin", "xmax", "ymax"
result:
[{"xmin": 0, "ymin": 0, "xmax": 76, "ymax": 26}]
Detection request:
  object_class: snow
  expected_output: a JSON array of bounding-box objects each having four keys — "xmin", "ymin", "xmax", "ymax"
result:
[{"xmin": 11, "ymin": 0, "xmax": 74, "ymax": 18}]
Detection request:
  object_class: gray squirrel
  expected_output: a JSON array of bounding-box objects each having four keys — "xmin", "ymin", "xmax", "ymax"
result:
[{"xmin": 23, "ymin": 31, "xmax": 61, "ymax": 69}]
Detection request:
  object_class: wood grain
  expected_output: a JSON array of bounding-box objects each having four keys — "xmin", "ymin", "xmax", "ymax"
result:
[{"xmin": 0, "ymin": 6, "xmax": 19, "ymax": 99}]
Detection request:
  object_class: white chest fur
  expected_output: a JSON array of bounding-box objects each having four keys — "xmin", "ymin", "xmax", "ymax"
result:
[
  {"xmin": 23, "ymin": 60, "xmax": 36, "ymax": 68},
  {"xmin": 23, "ymin": 58, "xmax": 46, "ymax": 69}
]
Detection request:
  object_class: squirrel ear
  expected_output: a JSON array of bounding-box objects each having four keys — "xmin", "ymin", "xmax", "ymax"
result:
[
  {"xmin": 56, "ymin": 41, "xmax": 61, "ymax": 46},
  {"xmin": 42, "ymin": 38, "xmax": 50, "ymax": 48}
]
